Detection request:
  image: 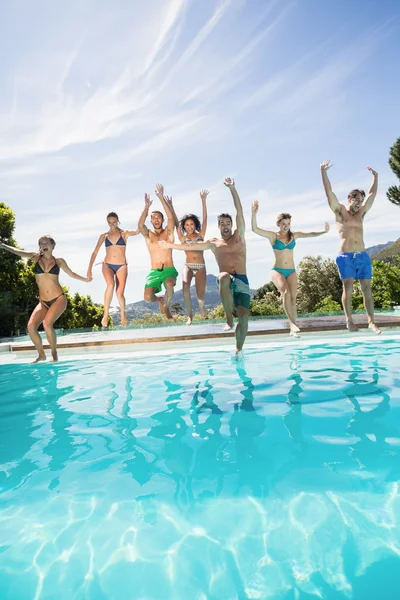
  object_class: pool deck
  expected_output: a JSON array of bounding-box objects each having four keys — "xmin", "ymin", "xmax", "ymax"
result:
[{"xmin": 1, "ymin": 313, "xmax": 399, "ymax": 358}]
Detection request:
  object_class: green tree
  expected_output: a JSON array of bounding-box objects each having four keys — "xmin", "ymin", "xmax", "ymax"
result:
[
  {"xmin": 387, "ymin": 136, "xmax": 400, "ymax": 206},
  {"xmin": 315, "ymin": 296, "xmax": 342, "ymax": 313},
  {"xmin": 252, "ymin": 281, "xmax": 279, "ymax": 301},
  {"xmin": 297, "ymin": 256, "xmax": 342, "ymax": 313}
]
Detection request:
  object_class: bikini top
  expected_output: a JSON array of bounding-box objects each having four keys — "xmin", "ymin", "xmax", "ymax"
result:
[
  {"xmin": 183, "ymin": 235, "xmax": 204, "ymax": 244},
  {"xmin": 105, "ymin": 234, "xmax": 126, "ymax": 247},
  {"xmin": 272, "ymin": 235, "xmax": 296, "ymax": 250},
  {"xmin": 33, "ymin": 259, "xmax": 60, "ymax": 275}
]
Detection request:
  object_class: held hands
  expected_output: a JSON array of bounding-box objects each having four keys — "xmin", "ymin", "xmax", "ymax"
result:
[
  {"xmin": 87, "ymin": 271, "xmax": 93, "ymax": 282},
  {"xmin": 252, "ymin": 200, "xmax": 259, "ymax": 213},
  {"xmin": 155, "ymin": 183, "xmax": 164, "ymax": 198},
  {"xmin": 224, "ymin": 177, "xmax": 235, "ymax": 189},
  {"xmin": 324, "ymin": 221, "xmax": 330, "ymax": 233},
  {"xmin": 367, "ymin": 166, "xmax": 378, "ymax": 176},
  {"xmin": 200, "ymin": 189, "xmax": 209, "ymax": 201},
  {"xmin": 320, "ymin": 160, "xmax": 333, "ymax": 171},
  {"xmin": 144, "ymin": 193, "xmax": 152, "ymax": 209},
  {"xmin": 85, "ymin": 276, "xmax": 92, "ymax": 282}
]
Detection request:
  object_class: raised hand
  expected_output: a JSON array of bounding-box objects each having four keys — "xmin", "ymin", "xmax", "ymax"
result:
[
  {"xmin": 320, "ymin": 160, "xmax": 333, "ymax": 171},
  {"xmin": 155, "ymin": 183, "xmax": 164, "ymax": 197},
  {"xmin": 144, "ymin": 193, "xmax": 152, "ymax": 209},
  {"xmin": 223, "ymin": 177, "xmax": 235, "ymax": 188},
  {"xmin": 200, "ymin": 189, "xmax": 209, "ymax": 201},
  {"xmin": 252, "ymin": 200, "xmax": 259, "ymax": 213},
  {"xmin": 164, "ymin": 195, "xmax": 173, "ymax": 207},
  {"xmin": 324, "ymin": 221, "xmax": 330, "ymax": 232},
  {"xmin": 367, "ymin": 166, "xmax": 378, "ymax": 176}
]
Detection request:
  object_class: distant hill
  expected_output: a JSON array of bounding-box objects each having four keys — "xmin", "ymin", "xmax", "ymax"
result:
[
  {"xmin": 112, "ymin": 274, "xmax": 256, "ymax": 323},
  {"xmin": 365, "ymin": 241, "xmax": 394, "ymax": 257},
  {"xmin": 370, "ymin": 238, "xmax": 400, "ymax": 263}
]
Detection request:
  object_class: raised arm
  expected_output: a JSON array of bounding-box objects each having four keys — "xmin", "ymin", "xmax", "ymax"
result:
[
  {"xmin": 362, "ymin": 167, "xmax": 378, "ymax": 214},
  {"xmin": 138, "ymin": 194, "xmax": 152, "ymax": 237},
  {"xmin": 155, "ymin": 184, "xmax": 175, "ymax": 234},
  {"xmin": 0, "ymin": 240, "xmax": 37, "ymax": 259},
  {"xmin": 158, "ymin": 239, "xmax": 214, "ymax": 252},
  {"xmin": 224, "ymin": 177, "xmax": 245, "ymax": 236},
  {"xmin": 123, "ymin": 226, "xmax": 140, "ymax": 239},
  {"xmin": 58, "ymin": 258, "xmax": 90, "ymax": 282},
  {"xmin": 320, "ymin": 160, "xmax": 341, "ymax": 214},
  {"xmin": 163, "ymin": 194, "xmax": 184, "ymax": 241},
  {"xmin": 294, "ymin": 222, "xmax": 330, "ymax": 239},
  {"xmin": 87, "ymin": 233, "xmax": 105, "ymax": 279},
  {"xmin": 251, "ymin": 201, "xmax": 276, "ymax": 242},
  {"xmin": 199, "ymin": 189, "xmax": 209, "ymax": 238}
]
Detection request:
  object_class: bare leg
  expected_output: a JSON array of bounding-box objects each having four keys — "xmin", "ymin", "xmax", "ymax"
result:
[
  {"xmin": 144, "ymin": 287, "xmax": 165, "ymax": 314},
  {"xmin": 342, "ymin": 278, "xmax": 358, "ymax": 331},
  {"xmin": 102, "ymin": 264, "xmax": 115, "ymax": 327},
  {"xmin": 286, "ymin": 272, "xmax": 300, "ymax": 333},
  {"xmin": 115, "ymin": 265, "xmax": 128, "ymax": 326},
  {"xmin": 42, "ymin": 294, "xmax": 68, "ymax": 361},
  {"xmin": 164, "ymin": 278, "xmax": 176, "ymax": 320},
  {"xmin": 182, "ymin": 265, "xmax": 194, "ymax": 325},
  {"xmin": 27, "ymin": 303, "xmax": 48, "ymax": 363},
  {"xmin": 360, "ymin": 279, "xmax": 381, "ymax": 334},
  {"xmin": 195, "ymin": 267, "xmax": 207, "ymax": 319},
  {"xmin": 219, "ymin": 273, "xmax": 234, "ymax": 329},
  {"xmin": 235, "ymin": 305, "xmax": 249, "ymax": 354},
  {"xmin": 271, "ymin": 270, "xmax": 297, "ymax": 333}
]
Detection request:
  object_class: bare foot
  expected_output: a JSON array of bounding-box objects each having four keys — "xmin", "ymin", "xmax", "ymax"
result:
[
  {"xmin": 164, "ymin": 306, "xmax": 174, "ymax": 321},
  {"xmin": 101, "ymin": 315, "xmax": 109, "ymax": 327},
  {"xmin": 290, "ymin": 323, "xmax": 300, "ymax": 333},
  {"xmin": 223, "ymin": 320, "xmax": 234, "ymax": 331},
  {"xmin": 186, "ymin": 317, "xmax": 192, "ymax": 325},
  {"xmin": 200, "ymin": 308, "xmax": 208, "ymax": 319},
  {"xmin": 346, "ymin": 321, "xmax": 359, "ymax": 332},
  {"xmin": 31, "ymin": 354, "xmax": 46, "ymax": 364},
  {"xmin": 289, "ymin": 330, "xmax": 300, "ymax": 338},
  {"xmin": 121, "ymin": 313, "xmax": 127, "ymax": 327},
  {"xmin": 368, "ymin": 322, "xmax": 381, "ymax": 335},
  {"xmin": 50, "ymin": 353, "xmax": 59, "ymax": 362}
]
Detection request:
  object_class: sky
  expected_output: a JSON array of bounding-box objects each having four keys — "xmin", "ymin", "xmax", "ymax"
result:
[{"xmin": 1, "ymin": 0, "xmax": 399, "ymax": 305}]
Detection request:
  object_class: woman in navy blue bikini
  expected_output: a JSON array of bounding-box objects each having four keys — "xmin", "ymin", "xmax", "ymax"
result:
[
  {"xmin": 87, "ymin": 212, "xmax": 139, "ymax": 327},
  {"xmin": 251, "ymin": 201, "xmax": 329, "ymax": 336},
  {"xmin": 0, "ymin": 235, "xmax": 90, "ymax": 362}
]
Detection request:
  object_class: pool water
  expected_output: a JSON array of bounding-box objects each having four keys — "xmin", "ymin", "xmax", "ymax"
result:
[{"xmin": 1, "ymin": 338, "xmax": 400, "ymax": 599}]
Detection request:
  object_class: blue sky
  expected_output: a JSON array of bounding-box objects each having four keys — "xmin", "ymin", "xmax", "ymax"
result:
[{"xmin": 1, "ymin": 0, "xmax": 399, "ymax": 304}]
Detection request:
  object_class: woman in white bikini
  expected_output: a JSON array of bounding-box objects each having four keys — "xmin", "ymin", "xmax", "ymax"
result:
[
  {"xmin": 166, "ymin": 191, "xmax": 209, "ymax": 324},
  {"xmin": 87, "ymin": 212, "xmax": 139, "ymax": 327},
  {"xmin": 0, "ymin": 235, "xmax": 90, "ymax": 362}
]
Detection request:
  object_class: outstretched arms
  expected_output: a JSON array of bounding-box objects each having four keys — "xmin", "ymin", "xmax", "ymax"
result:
[
  {"xmin": 199, "ymin": 189, "xmax": 209, "ymax": 238},
  {"xmin": 0, "ymin": 240, "xmax": 37, "ymax": 260},
  {"xmin": 294, "ymin": 222, "xmax": 330, "ymax": 239},
  {"xmin": 58, "ymin": 258, "xmax": 91, "ymax": 282},
  {"xmin": 158, "ymin": 239, "xmax": 215, "ymax": 252},
  {"xmin": 155, "ymin": 184, "xmax": 175, "ymax": 234},
  {"xmin": 87, "ymin": 233, "xmax": 105, "ymax": 279},
  {"xmin": 224, "ymin": 177, "xmax": 245, "ymax": 236},
  {"xmin": 320, "ymin": 160, "xmax": 341, "ymax": 214},
  {"xmin": 138, "ymin": 194, "xmax": 152, "ymax": 237},
  {"xmin": 251, "ymin": 201, "xmax": 276, "ymax": 242},
  {"xmin": 362, "ymin": 167, "xmax": 378, "ymax": 214}
]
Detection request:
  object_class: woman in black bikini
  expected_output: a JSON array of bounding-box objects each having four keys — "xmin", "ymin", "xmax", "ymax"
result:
[
  {"xmin": 166, "ymin": 191, "xmax": 209, "ymax": 324},
  {"xmin": 87, "ymin": 212, "xmax": 139, "ymax": 327},
  {"xmin": 0, "ymin": 235, "xmax": 90, "ymax": 363}
]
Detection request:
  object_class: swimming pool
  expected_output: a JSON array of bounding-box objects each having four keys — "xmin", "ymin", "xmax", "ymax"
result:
[{"xmin": 1, "ymin": 337, "xmax": 400, "ymax": 599}]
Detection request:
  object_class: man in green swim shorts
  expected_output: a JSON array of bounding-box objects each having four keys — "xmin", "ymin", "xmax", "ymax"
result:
[{"xmin": 138, "ymin": 184, "xmax": 178, "ymax": 320}]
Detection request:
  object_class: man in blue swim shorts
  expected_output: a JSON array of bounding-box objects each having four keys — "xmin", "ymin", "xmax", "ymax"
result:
[{"xmin": 321, "ymin": 160, "xmax": 381, "ymax": 334}]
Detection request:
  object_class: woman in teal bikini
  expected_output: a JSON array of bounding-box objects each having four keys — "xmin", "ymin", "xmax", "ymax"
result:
[
  {"xmin": 87, "ymin": 212, "xmax": 139, "ymax": 327},
  {"xmin": 0, "ymin": 235, "xmax": 90, "ymax": 362},
  {"xmin": 251, "ymin": 202, "xmax": 329, "ymax": 336}
]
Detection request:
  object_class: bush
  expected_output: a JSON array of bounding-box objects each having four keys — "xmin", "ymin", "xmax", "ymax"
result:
[{"xmin": 315, "ymin": 296, "xmax": 342, "ymax": 313}]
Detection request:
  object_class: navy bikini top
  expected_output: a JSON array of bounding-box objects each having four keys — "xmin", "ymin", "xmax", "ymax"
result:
[
  {"xmin": 272, "ymin": 235, "xmax": 296, "ymax": 250},
  {"xmin": 105, "ymin": 234, "xmax": 126, "ymax": 247},
  {"xmin": 33, "ymin": 259, "xmax": 60, "ymax": 275}
]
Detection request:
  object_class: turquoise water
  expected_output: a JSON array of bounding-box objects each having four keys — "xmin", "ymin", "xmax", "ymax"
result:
[{"xmin": 1, "ymin": 339, "xmax": 400, "ymax": 599}]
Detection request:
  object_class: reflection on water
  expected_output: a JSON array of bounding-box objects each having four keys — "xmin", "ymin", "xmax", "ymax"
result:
[{"xmin": 0, "ymin": 339, "xmax": 400, "ymax": 599}]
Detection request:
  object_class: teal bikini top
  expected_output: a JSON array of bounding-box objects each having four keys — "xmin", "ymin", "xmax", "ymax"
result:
[{"xmin": 272, "ymin": 235, "xmax": 296, "ymax": 250}]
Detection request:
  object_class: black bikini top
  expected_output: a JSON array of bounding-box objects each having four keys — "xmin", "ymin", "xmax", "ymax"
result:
[{"xmin": 33, "ymin": 259, "xmax": 60, "ymax": 275}]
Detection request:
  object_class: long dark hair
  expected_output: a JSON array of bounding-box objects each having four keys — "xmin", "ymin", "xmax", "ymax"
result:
[
  {"xmin": 180, "ymin": 213, "xmax": 201, "ymax": 235},
  {"xmin": 276, "ymin": 212, "xmax": 293, "ymax": 242}
]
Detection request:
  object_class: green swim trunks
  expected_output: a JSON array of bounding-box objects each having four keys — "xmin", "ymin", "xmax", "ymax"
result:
[{"xmin": 145, "ymin": 266, "xmax": 178, "ymax": 293}]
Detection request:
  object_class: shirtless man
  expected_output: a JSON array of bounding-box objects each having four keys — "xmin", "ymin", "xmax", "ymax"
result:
[
  {"xmin": 321, "ymin": 160, "xmax": 380, "ymax": 334},
  {"xmin": 138, "ymin": 183, "xmax": 178, "ymax": 320},
  {"xmin": 160, "ymin": 177, "xmax": 250, "ymax": 357}
]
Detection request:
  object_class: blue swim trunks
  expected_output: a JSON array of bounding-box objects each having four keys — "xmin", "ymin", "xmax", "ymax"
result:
[{"xmin": 335, "ymin": 252, "xmax": 372, "ymax": 280}]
